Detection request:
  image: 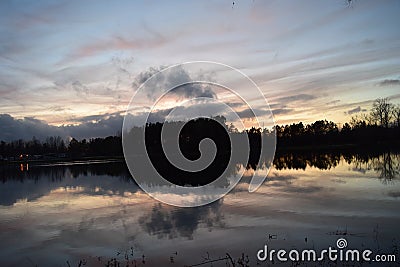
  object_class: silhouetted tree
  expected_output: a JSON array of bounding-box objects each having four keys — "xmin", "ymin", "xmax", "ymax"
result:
[
  {"xmin": 393, "ymin": 105, "xmax": 400, "ymax": 127},
  {"xmin": 372, "ymin": 97, "xmax": 394, "ymax": 128}
]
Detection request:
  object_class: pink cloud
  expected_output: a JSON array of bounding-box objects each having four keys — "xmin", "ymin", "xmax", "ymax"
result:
[{"xmin": 69, "ymin": 34, "xmax": 169, "ymax": 60}]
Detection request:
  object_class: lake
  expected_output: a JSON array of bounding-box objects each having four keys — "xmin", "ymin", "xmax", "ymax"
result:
[{"xmin": 0, "ymin": 151, "xmax": 399, "ymax": 266}]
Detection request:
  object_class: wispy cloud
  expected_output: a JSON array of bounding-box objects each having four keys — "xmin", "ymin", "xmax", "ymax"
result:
[
  {"xmin": 275, "ymin": 94, "xmax": 317, "ymax": 104},
  {"xmin": 345, "ymin": 106, "xmax": 367, "ymax": 115},
  {"xmin": 271, "ymin": 108, "xmax": 294, "ymax": 116},
  {"xmin": 379, "ymin": 79, "xmax": 400, "ymax": 86},
  {"xmin": 71, "ymin": 35, "xmax": 168, "ymax": 60},
  {"xmin": 326, "ymin": 100, "xmax": 340, "ymax": 105},
  {"xmin": 235, "ymin": 108, "xmax": 271, "ymax": 119},
  {"xmin": 71, "ymin": 80, "xmax": 90, "ymax": 96}
]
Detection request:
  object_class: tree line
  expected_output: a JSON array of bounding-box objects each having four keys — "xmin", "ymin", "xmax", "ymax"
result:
[
  {"xmin": 0, "ymin": 98, "xmax": 399, "ymax": 160},
  {"xmin": 274, "ymin": 98, "xmax": 400, "ymax": 148},
  {"xmin": 0, "ymin": 136, "xmax": 122, "ymax": 159}
]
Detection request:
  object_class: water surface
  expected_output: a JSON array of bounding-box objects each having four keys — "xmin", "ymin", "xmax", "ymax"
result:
[{"xmin": 0, "ymin": 151, "xmax": 399, "ymax": 266}]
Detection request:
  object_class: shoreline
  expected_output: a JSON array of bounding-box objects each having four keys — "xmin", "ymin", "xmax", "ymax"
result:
[{"xmin": 1, "ymin": 143, "xmax": 399, "ymax": 167}]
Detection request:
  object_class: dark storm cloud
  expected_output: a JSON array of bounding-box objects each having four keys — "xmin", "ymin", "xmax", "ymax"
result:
[{"xmin": 379, "ymin": 79, "xmax": 400, "ymax": 86}]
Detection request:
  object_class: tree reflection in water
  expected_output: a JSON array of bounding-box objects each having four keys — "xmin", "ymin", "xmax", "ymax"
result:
[
  {"xmin": 373, "ymin": 152, "xmax": 400, "ymax": 182},
  {"xmin": 1, "ymin": 150, "xmax": 398, "ymax": 185},
  {"xmin": 0, "ymin": 150, "xmax": 397, "ymax": 208},
  {"xmin": 273, "ymin": 152, "xmax": 341, "ymax": 170},
  {"xmin": 269, "ymin": 150, "xmax": 400, "ymax": 183},
  {"xmin": 346, "ymin": 152, "xmax": 400, "ymax": 184}
]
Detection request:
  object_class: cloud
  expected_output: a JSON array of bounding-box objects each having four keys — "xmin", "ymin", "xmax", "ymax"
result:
[
  {"xmin": 2, "ymin": 105, "xmax": 238, "ymax": 141},
  {"xmin": 235, "ymin": 108, "xmax": 271, "ymax": 119},
  {"xmin": 63, "ymin": 115, "xmax": 123, "ymax": 139},
  {"xmin": 2, "ymin": 107, "xmax": 223, "ymax": 141},
  {"xmin": 132, "ymin": 66, "xmax": 166, "ymax": 89},
  {"xmin": 269, "ymin": 103, "xmax": 287, "ymax": 109},
  {"xmin": 379, "ymin": 79, "xmax": 400, "ymax": 86},
  {"xmin": 69, "ymin": 34, "xmax": 168, "ymax": 61},
  {"xmin": 49, "ymin": 105, "xmax": 70, "ymax": 112},
  {"xmin": 0, "ymin": 113, "xmax": 123, "ymax": 141},
  {"xmin": 0, "ymin": 114, "xmax": 64, "ymax": 141},
  {"xmin": 147, "ymin": 108, "xmax": 173, "ymax": 123},
  {"xmin": 72, "ymin": 111, "xmax": 121, "ymax": 123},
  {"xmin": 124, "ymin": 108, "xmax": 174, "ymax": 126},
  {"xmin": 179, "ymin": 84, "xmax": 216, "ymax": 99},
  {"xmin": 345, "ymin": 106, "xmax": 367, "ymax": 115},
  {"xmin": 1, "ymin": 98, "xmax": 276, "ymax": 141},
  {"xmin": 271, "ymin": 108, "xmax": 294, "ymax": 115},
  {"xmin": 132, "ymin": 65, "xmax": 216, "ymax": 100},
  {"xmin": 326, "ymin": 100, "xmax": 340, "ymax": 105},
  {"xmin": 275, "ymin": 94, "xmax": 317, "ymax": 104},
  {"xmin": 71, "ymin": 80, "xmax": 90, "ymax": 96}
]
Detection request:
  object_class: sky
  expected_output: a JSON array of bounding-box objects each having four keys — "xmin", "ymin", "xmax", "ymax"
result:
[{"xmin": 0, "ymin": 0, "xmax": 399, "ymax": 141}]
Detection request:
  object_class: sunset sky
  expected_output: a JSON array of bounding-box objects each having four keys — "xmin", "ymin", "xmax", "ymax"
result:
[{"xmin": 0, "ymin": 0, "xmax": 399, "ymax": 140}]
